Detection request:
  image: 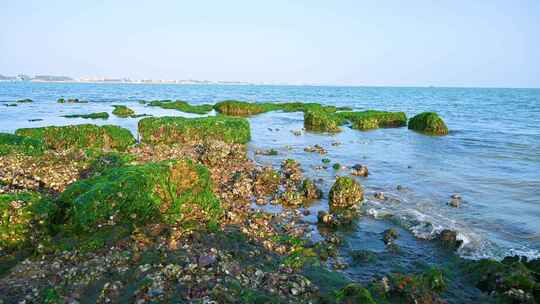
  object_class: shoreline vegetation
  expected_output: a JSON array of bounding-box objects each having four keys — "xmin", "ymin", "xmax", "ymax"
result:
[{"xmin": 1, "ymin": 98, "xmax": 538, "ymax": 303}]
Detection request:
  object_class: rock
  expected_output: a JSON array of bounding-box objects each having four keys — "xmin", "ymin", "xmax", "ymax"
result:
[
  {"xmin": 408, "ymin": 112, "xmax": 449, "ymax": 136},
  {"xmin": 300, "ymin": 179, "xmax": 323, "ymax": 200},
  {"xmin": 198, "ymin": 254, "xmax": 217, "ymax": 267},
  {"xmin": 334, "ymin": 111, "xmax": 407, "ymax": 130},
  {"xmin": 396, "ymin": 185, "xmax": 404, "ymax": 191},
  {"xmin": 138, "ymin": 116, "xmax": 251, "ymax": 145},
  {"xmin": 383, "ymin": 228, "xmax": 399, "ymax": 244},
  {"xmin": 255, "ymin": 148, "xmax": 278, "ymax": 156},
  {"xmin": 112, "ymin": 105, "xmax": 135, "ymax": 118},
  {"xmin": 303, "ymin": 110, "xmax": 341, "ymax": 133},
  {"xmin": 303, "ymin": 144, "xmax": 327, "ymax": 154},
  {"xmin": 374, "ymin": 192, "xmax": 385, "ymax": 200},
  {"xmin": 328, "ymin": 176, "xmax": 364, "ymax": 211},
  {"xmin": 437, "ymin": 229, "xmax": 462, "ymax": 249},
  {"xmin": 336, "ymin": 284, "xmax": 376, "ymax": 304},
  {"xmin": 147, "ymin": 100, "xmax": 213, "ymax": 114},
  {"xmin": 351, "ymin": 164, "xmax": 369, "ymax": 177},
  {"xmin": 15, "ymin": 124, "xmax": 135, "ymax": 151}
]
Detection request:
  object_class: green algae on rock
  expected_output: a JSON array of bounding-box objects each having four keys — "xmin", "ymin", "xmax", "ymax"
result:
[
  {"xmin": 0, "ymin": 191, "xmax": 52, "ymax": 251},
  {"xmin": 16, "ymin": 98, "xmax": 33, "ymax": 103},
  {"xmin": 304, "ymin": 110, "xmax": 341, "ymax": 133},
  {"xmin": 111, "ymin": 105, "xmax": 135, "ymax": 118},
  {"xmin": 63, "ymin": 112, "xmax": 110, "ymax": 119},
  {"xmin": 56, "ymin": 159, "xmax": 222, "ymax": 233},
  {"xmin": 335, "ymin": 283, "xmax": 376, "ymax": 304},
  {"xmin": 0, "ymin": 133, "xmax": 44, "ymax": 156},
  {"xmin": 15, "ymin": 124, "xmax": 135, "ymax": 151},
  {"xmin": 138, "ymin": 116, "xmax": 251, "ymax": 145},
  {"xmin": 335, "ymin": 110, "xmax": 407, "ymax": 130},
  {"xmin": 57, "ymin": 98, "xmax": 88, "ymax": 103},
  {"xmin": 328, "ymin": 176, "xmax": 364, "ymax": 211},
  {"xmin": 300, "ymin": 179, "xmax": 323, "ymax": 200},
  {"xmin": 147, "ymin": 100, "xmax": 214, "ymax": 114},
  {"xmin": 408, "ymin": 112, "xmax": 449, "ymax": 135},
  {"xmin": 465, "ymin": 256, "xmax": 539, "ymax": 303},
  {"xmin": 214, "ymin": 100, "xmax": 346, "ymax": 117}
]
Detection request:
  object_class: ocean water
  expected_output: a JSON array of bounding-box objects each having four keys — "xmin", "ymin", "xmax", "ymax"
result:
[{"xmin": 1, "ymin": 82, "xmax": 539, "ymax": 265}]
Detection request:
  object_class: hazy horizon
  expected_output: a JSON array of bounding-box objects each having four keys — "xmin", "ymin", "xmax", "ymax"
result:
[{"xmin": 2, "ymin": 0, "xmax": 539, "ymax": 88}]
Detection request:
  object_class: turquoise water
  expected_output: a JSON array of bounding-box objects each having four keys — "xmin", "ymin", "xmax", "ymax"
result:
[{"xmin": 1, "ymin": 82, "xmax": 539, "ymax": 262}]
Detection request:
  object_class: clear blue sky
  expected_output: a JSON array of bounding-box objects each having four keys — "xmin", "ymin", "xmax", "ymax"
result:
[{"xmin": 1, "ymin": 0, "xmax": 539, "ymax": 87}]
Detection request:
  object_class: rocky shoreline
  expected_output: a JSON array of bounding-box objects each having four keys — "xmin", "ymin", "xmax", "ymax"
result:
[{"xmin": 0, "ymin": 100, "xmax": 538, "ymax": 303}]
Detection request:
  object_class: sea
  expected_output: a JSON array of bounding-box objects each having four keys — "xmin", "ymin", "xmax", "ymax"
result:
[{"xmin": 1, "ymin": 82, "xmax": 539, "ymax": 301}]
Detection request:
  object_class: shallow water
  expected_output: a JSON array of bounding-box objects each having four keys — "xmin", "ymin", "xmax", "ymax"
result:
[{"xmin": 1, "ymin": 82, "xmax": 539, "ymax": 265}]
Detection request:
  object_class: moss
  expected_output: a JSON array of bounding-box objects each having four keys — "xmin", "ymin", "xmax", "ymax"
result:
[
  {"xmin": 138, "ymin": 116, "xmax": 251, "ymax": 145},
  {"xmin": 0, "ymin": 133, "xmax": 44, "ymax": 156},
  {"xmin": 56, "ymin": 159, "xmax": 222, "ymax": 234},
  {"xmin": 335, "ymin": 284, "xmax": 376, "ymax": 304},
  {"xmin": 57, "ymin": 98, "xmax": 87, "ymax": 103},
  {"xmin": 5, "ymin": 103, "xmax": 17, "ymax": 107},
  {"xmin": 16, "ymin": 98, "xmax": 33, "ymax": 103},
  {"xmin": 214, "ymin": 100, "xmax": 343, "ymax": 117},
  {"xmin": 112, "ymin": 105, "xmax": 135, "ymax": 118},
  {"xmin": 466, "ymin": 256, "xmax": 539, "ymax": 302},
  {"xmin": 379, "ymin": 268, "xmax": 447, "ymax": 303},
  {"xmin": 322, "ymin": 158, "xmax": 331, "ymax": 164},
  {"xmin": 63, "ymin": 112, "xmax": 109, "ymax": 119},
  {"xmin": 304, "ymin": 110, "xmax": 341, "ymax": 133},
  {"xmin": 148, "ymin": 100, "xmax": 214, "ymax": 114},
  {"xmin": 80, "ymin": 152, "xmax": 135, "ymax": 178},
  {"xmin": 328, "ymin": 176, "xmax": 364, "ymax": 211},
  {"xmin": 332, "ymin": 163, "xmax": 341, "ymax": 170},
  {"xmin": 15, "ymin": 124, "xmax": 135, "ymax": 151},
  {"xmin": 335, "ymin": 110, "xmax": 407, "ymax": 130},
  {"xmin": 408, "ymin": 112, "xmax": 449, "ymax": 135},
  {"xmin": 0, "ymin": 192, "xmax": 53, "ymax": 251}
]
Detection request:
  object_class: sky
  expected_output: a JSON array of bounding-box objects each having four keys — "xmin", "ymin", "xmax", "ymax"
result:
[{"xmin": 1, "ymin": 0, "xmax": 540, "ymax": 87}]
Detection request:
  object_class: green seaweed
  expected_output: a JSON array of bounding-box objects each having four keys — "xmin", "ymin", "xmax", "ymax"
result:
[
  {"xmin": 304, "ymin": 110, "xmax": 341, "ymax": 133},
  {"xmin": 335, "ymin": 110, "xmax": 407, "ymax": 130},
  {"xmin": 16, "ymin": 98, "xmax": 33, "ymax": 103},
  {"xmin": 15, "ymin": 124, "xmax": 135, "ymax": 151},
  {"xmin": 0, "ymin": 133, "xmax": 44, "ymax": 156},
  {"xmin": 214, "ymin": 100, "xmax": 345, "ymax": 117},
  {"xmin": 63, "ymin": 112, "xmax": 109, "ymax": 119},
  {"xmin": 328, "ymin": 176, "xmax": 364, "ymax": 211},
  {"xmin": 112, "ymin": 105, "xmax": 135, "ymax": 118},
  {"xmin": 0, "ymin": 191, "xmax": 53, "ymax": 250},
  {"xmin": 57, "ymin": 98, "xmax": 88, "ymax": 103},
  {"xmin": 147, "ymin": 100, "xmax": 214, "ymax": 114},
  {"xmin": 138, "ymin": 116, "xmax": 251, "ymax": 145},
  {"xmin": 55, "ymin": 159, "xmax": 222, "ymax": 234},
  {"xmin": 408, "ymin": 112, "xmax": 449, "ymax": 135}
]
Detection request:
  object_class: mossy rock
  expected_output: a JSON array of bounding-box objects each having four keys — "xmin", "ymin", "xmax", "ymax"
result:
[
  {"xmin": 214, "ymin": 100, "xmax": 342, "ymax": 117},
  {"xmin": 301, "ymin": 179, "xmax": 323, "ymax": 200},
  {"xmin": 56, "ymin": 159, "xmax": 222, "ymax": 234},
  {"xmin": 0, "ymin": 191, "xmax": 53, "ymax": 251},
  {"xmin": 138, "ymin": 116, "xmax": 251, "ymax": 145},
  {"xmin": 0, "ymin": 133, "xmax": 44, "ymax": 156},
  {"xmin": 112, "ymin": 105, "xmax": 135, "ymax": 118},
  {"xmin": 335, "ymin": 284, "xmax": 376, "ymax": 304},
  {"xmin": 304, "ymin": 110, "xmax": 341, "ymax": 133},
  {"xmin": 15, "ymin": 124, "xmax": 135, "ymax": 151},
  {"xmin": 16, "ymin": 98, "xmax": 33, "ymax": 103},
  {"xmin": 214, "ymin": 100, "xmax": 277, "ymax": 116},
  {"xmin": 63, "ymin": 112, "xmax": 109, "ymax": 119},
  {"xmin": 466, "ymin": 256, "xmax": 539, "ymax": 302},
  {"xmin": 147, "ymin": 100, "xmax": 213, "ymax": 114},
  {"xmin": 328, "ymin": 176, "xmax": 364, "ymax": 211},
  {"xmin": 408, "ymin": 112, "xmax": 448, "ymax": 135},
  {"xmin": 335, "ymin": 110, "xmax": 407, "ymax": 130},
  {"xmin": 57, "ymin": 98, "xmax": 87, "ymax": 104}
]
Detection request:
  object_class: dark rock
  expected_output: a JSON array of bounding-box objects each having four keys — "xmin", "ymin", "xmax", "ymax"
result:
[{"xmin": 351, "ymin": 164, "xmax": 369, "ymax": 177}]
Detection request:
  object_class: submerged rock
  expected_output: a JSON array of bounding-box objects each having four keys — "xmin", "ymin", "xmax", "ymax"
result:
[
  {"xmin": 300, "ymin": 179, "xmax": 323, "ymax": 200},
  {"xmin": 15, "ymin": 124, "xmax": 135, "ymax": 151},
  {"xmin": 335, "ymin": 110, "xmax": 407, "ymax": 130},
  {"xmin": 383, "ymin": 228, "xmax": 399, "ymax": 244},
  {"xmin": 448, "ymin": 194, "xmax": 462, "ymax": 207},
  {"xmin": 408, "ymin": 112, "xmax": 449, "ymax": 136},
  {"xmin": 147, "ymin": 100, "xmax": 213, "ymax": 114},
  {"xmin": 304, "ymin": 144, "xmax": 327, "ymax": 154},
  {"xmin": 328, "ymin": 176, "xmax": 364, "ymax": 211},
  {"xmin": 138, "ymin": 116, "xmax": 251, "ymax": 145},
  {"xmin": 374, "ymin": 191, "xmax": 385, "ymax": 200},
  {"xmin": 57, "ymin": 98, "xmax": 87, "ymax": 103}
]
